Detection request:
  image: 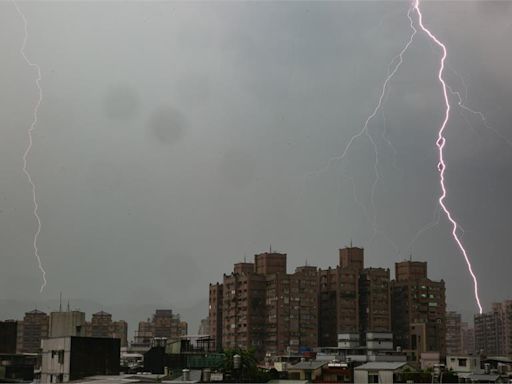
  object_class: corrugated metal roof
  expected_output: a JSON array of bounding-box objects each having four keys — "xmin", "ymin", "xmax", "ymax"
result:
[
  {"xmin": 354, "ymin": 362, "xmax": 409, "ymax": 371},
  {"xmin": 468, "ymin": 373, "xmax": 501, "ymax": 381},
  {"xmin": 290, "ymin": 361, "xmax": 327, "ymax": 370}
]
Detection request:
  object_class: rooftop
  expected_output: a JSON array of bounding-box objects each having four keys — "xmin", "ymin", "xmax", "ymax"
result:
[
  {"xmin": 290, "ymin": 361, "xmax": 327, "ymax": 370},
  {"xmin": 354, "ymin": 362, "xmax": 410, "ymax": 371}
]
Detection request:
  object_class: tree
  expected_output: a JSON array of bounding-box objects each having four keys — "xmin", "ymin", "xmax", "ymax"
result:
[{"xmin": 219, "ymin": 348, "xmax": 269, "ymax": 382}]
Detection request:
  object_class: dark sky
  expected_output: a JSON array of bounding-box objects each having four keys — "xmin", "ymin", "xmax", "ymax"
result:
[{"xmin": 1, "ymin": 1, "xmax": 511, "ymax": 330}]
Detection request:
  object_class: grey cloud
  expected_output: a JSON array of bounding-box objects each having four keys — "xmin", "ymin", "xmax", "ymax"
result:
[
  {"xmin": 1, "ymin": 1, "xmax": 511, "ymax": 329},
  {"xmin": 148, "ymin": 105, "xmax": 187, "ymax": 145},
  {"xmin": 103, "ymin": 85, "xmax": 140, "ymax": 121}
]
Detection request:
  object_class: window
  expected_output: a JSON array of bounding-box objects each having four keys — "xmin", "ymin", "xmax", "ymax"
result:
[{"xmin": 58, "ymin": 350, "xmax": 64, "ymax": 364}]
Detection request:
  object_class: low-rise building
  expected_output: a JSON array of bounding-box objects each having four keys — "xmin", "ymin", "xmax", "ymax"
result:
[
  {"xmin": 354, "ymin": 361, "xmax": 414, "ymax": 384},
  {"xmin": 0, "ymin": 353, "xmax": 37, "ymax": 382},
  {"xmin": 287, "ymin": 360, "xmax": 327, "ymax": 382},
  {"xmin": 446, "ymin": 354, "xmax": 481, "ymax": 379},
  {"xmin": 420, "ymin": 352, "xmax": 440, "ymax": 370}
]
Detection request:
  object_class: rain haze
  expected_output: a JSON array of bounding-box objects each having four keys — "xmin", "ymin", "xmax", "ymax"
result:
[{"xmin": 1, "ymin": 1, "xmax": 511, "ymax": 332}]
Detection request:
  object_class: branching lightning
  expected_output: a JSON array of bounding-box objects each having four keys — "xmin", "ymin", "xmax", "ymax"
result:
[
  {"xmin": 414, "ymin": 0, "xmax": 483, "ymax": 314},
  {"xmin": 303, "ymin": 6, "xmax": 417, "ymax": 251},
  {"xmin": 14, "ymin": 1, "xmax": 47, "ymax": 293}
]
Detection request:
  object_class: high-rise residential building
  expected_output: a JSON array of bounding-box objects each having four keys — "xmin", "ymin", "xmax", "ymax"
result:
[
  {"xmin": 209, "ymin": 283, "xmax": 223, "ymax": 351},
  {"xmin": 474, "ymin": 310, "xmax": 503, "ymax": 355},
  {"xmin": 473, "ymin": 300, "xmax": 512, "ymax": 356},
  {"xmin": 318, "ymin": 247, "xmax": 391, "ymax": 348},
  {"xmin": 359, "ymin": 267, "xmax": 391, "ymax": 342},
  {"xmin": 131, "ymin": 309, "xmax": 187, "ymax": 351},
  {"xmin": 391, "ymin": 260, "xmax": 446, "ymax": 363},
  {"xmin": 221, "ymin": 261, "xmax": 266, "ymax": 354},
  {"xmin": 318, "ymin": 247, "xmax": 364, "ymax": 347},
  {"xmin": 49, "ymin": 310, "xmax": 86, "ymax": 338},
  {"xmin": 84, "ymin": 311, "xmax": 128, "ymax": 348},
  {"xmin": 461, "ymin": 322, "xmax": 475, "ymax": 355},
  {"xmin": 491, "ymin": 300, "xmax": 512, "ymax": 355},
  {"xmin": 264, "ymin": 265, "xmax": 318, "ymax": 355},
  {"xmin": 446, "ymin": 311, "xmax": 462, "ymax": 354},
  {"xmin": 0, "ymin": 320, "xmax": 18, "ymax": 354},
  {"xmin": 209, "ymin": 252, "xmax": 318, "ymax": 357},
  {"xmin": 18, "ymin": 309, "xmax": 49, "ymax": 353}
]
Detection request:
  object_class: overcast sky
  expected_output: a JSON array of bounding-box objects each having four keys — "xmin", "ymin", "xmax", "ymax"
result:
[{"xmin": 1, "ymin": 1, "xmax": 511, "ymax": 328}]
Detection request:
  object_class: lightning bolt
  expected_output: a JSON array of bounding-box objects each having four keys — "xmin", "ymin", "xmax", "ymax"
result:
[
  {"xmin": 302, "ymin": 5, "xmax": 417, "ymax": 251},
  {"xmin": 14, "ymin": 1, "xmax": 47, "ymax": 293},
  {"xmin": 414, "ymin": 0, "xmax": 483, "ymax": 314}
]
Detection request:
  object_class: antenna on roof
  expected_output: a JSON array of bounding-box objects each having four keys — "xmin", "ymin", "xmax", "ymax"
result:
[
  {"xmin": 269, "ymin": 244, "xmax": 272, "ymax": 253},
  {"xmin": 350, "ymin": 239, "xmax": 353, "ymax": 247},
  {"xmin": 59, "ymin": 292, "xmax": 62, "ymax": 312},
  {"xmin": 67, "ymin": 299, "xmax": 70, "ymax": 312}
]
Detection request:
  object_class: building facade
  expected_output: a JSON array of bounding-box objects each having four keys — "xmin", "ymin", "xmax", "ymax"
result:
[
  {"xmin": 359, "ymin": 268, "xmax": 391, "ymax": 342},
  {"xmin": 461, "ymin": 322, "xmax": 475, "ymax": 355},
  {"xmin": 131, "ymin": 310, "xmax": 187, "ymax": 352},
  {"xmin": 391, "ymin": 260, "xmax": 446, "ymax": 363},
  {"xmin": 473, "ymin": 301, "xmax": 512, "ymax": 356},
  {"xmin": 49, "ymin": 311, "xmax": 86, "ymax": 338},
  {"xmin": 318, "ymin": 247, "xmax": 365, "ymax": 347},
  {"xmin": 17, "ymin": 309, "xmax": 49, "ymax": 353},
  {"xmin": 318, "ymin": 247, "xmax": 392, "ymax": 348},
  {"xmin": 84, "ymin": 311, "xmax": 128, "ymax": 348},
  {"xmin": 446, "ymin": 311, "xmax": 462, "ymax": 354},
  {"xmin": 40, "ymin": 336, "xmax": 120, "ymax": 383},
  {"xmin": 209, "ymin": 252, "xmax": 318, "ymax": 357}
]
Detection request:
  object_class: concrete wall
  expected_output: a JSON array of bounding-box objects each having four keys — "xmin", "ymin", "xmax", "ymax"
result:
[
  {"xmin": 354, "ymin": 370, "xmax": 368, "ymax": 384},
  {"xmin": 49, "ymin": 312, "xmax": 86, "ymax": 338},
  {"xmin": 354, "ymin": 370, "xmax": 395, "ymax": 384},
  {"xmin": 41, "ymin": 337, "xmax": 72, "ymax": 383}
]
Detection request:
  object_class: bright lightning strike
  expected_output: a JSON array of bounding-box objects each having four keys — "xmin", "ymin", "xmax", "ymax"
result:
[
  {"xmin": 14, "ymin": 1, "xmax": 47, "ymax": 293},
  {"xmin": 414, "ymin": 0, "xmax": 483, "ymax": 314}
]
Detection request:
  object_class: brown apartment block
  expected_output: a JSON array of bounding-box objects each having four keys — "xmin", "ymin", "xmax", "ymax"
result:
[
  {"xmin": 461, "ymin": 322, "xmax": 475, "ymax": 355},
  {"xmin": 209, "ymin": 283, "xmax": 223, "ymax": 352},
  {"xmin": 221, "ymin": 263, "xmax": 266, "ymax": 353},
  {"xmin": 446, "ymin": 311, "xmax": 462, "ymax": 354},
  {"xmin": 391, "ymin": 260, "xmax": 446, "ymax": 363},
  {"xmin": 16, "ymin": 309, "xmax": 49, "ymax": 353},
  {"xmin": 132, "ymin": 309, "xmax": 187, "ymax": 350},
  {"xmin": 359, "ymin": 268, "xmax": 391, "ymax": 339},
  {"xmin": 474, "ymin": 300, "xmax": 512, "ymax": 356},
  {"xmin": 209, "ymin": 252, "xmax": 318, "ymax": 357},
  {"xmin": 84, "ymin": 311, "xmax": 128, "ymax": 348},
  {"xmin": 318, "ymin": 247, "xmax": 391, "ymax": 347}
]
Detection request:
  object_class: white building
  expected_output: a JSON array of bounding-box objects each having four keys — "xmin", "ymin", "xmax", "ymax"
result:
[
  {"xmin": 446, "ymin": 354, "xmax": 482, "ymax": 380},
  {"xmin": 41, "ymin": 337, "xmax": 72, "ymax": 383},
  {"xmin": 354, "ymin": 362, "xmax": 414, "ymax": 384}
]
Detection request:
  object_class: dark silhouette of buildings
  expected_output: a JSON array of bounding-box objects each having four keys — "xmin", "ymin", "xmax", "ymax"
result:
[{"xmin": 0, "ymin": 320, "xmax": 18, "ymax": 354}]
